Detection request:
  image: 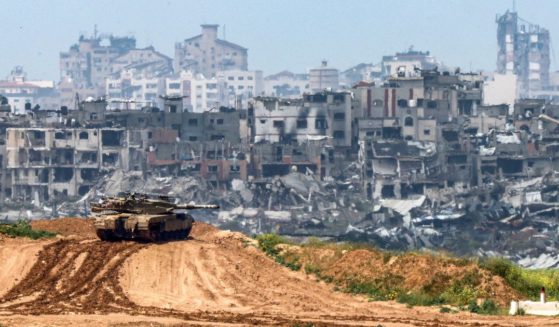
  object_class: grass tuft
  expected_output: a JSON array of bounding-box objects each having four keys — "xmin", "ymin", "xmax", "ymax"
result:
[{"xmin": 0, "ymin": 219, "xmax": 56, "ymax": 239}]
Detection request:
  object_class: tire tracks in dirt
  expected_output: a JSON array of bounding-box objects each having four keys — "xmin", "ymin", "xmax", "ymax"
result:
[{"xmin": 0, "ymin": 222, "xmax": 555, "ymax": 326}]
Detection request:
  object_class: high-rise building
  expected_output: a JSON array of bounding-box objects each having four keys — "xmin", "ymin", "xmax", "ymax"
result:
[
  {"xmin": 174, "ymin": 24, "xmax": 248, "ymax": 78},
  {"xmin": 309, "ymin": 61, "xmax": 339, "ymax": 92},
  {"xmin": 496, "ymin": 10, "xmax": 550, "ymax": 95},
  {"xmin": 60, "ymin": 35, "xmax": 137, "ymax": 89}
]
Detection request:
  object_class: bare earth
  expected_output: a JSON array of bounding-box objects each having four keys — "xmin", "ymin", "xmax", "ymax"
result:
[{"xmin": 0, "ymin": 220, "xmax": 558, "ymax": 326}]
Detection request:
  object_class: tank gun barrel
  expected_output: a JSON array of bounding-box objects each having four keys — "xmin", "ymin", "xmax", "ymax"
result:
[{"xmin": 176, "ymin": 204, "xmax": 220, "ymax": 210}]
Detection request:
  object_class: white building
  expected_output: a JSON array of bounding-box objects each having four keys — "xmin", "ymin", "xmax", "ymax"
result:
[
  {"xmin": 165, "ymin": 71, "xmax": 226, "ymax": 113},
  {"xmin": 0, "ymin": 67, "xmax": 55, "ymax": 114},
  {"xmin": 382, "ymin": 49, "xmax": 439, "ymax": 78},
  {"xmin": 217, "ymin": 69, "xmax": 263, "ymax": 108},
  {"xmin": 174, "ymin": 24, "xmax": 248, "ymax": 78},
  {"xmin": 105, "ymin": 69, "xmax": 166, "ymax": 110},
  {"xmin": 483, "ymin": 73, "xmax": 517, "ymax": 112},
  {"xmin": 309, "ymin": 61, "xmax": 339, "ymax": 92}
]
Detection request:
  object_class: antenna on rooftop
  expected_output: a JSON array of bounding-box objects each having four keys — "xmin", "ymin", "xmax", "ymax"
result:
[
  {"xmin": 513, "ymin": 0, "xmax": 517, "ymax": 13},
  {"xmin": 223, "ymin": 24, "xmax": 226, "ymax": 40},
  {"xmin": 94, "ymin": 24, "xmax": 98, "ymax": 39}
]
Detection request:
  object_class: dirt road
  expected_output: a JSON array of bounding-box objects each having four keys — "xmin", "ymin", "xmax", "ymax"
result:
[{"xmin": 0, "ymin": 220, "xmax": 558, "ymax": 326}]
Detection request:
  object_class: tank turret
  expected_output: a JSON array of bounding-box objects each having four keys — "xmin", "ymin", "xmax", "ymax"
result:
[{"xmin": 92, "ymin": 193, "xmax": 219, "ymax": 242}]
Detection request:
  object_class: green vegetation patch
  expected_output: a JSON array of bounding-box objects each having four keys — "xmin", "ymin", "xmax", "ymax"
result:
[
  {"xmin": 0, "ymin": 220, "xmax": 57, "ymax": 240},
  {"xmin": 480, "ymin": 257, "xmax": 559, "ymax": 301},
  {"xmin": 254, "ymin": 234, "xmax": 524, "ymax": 314},
  {"xmin": 256, "ymin": 233, "xmax": 301, "ymax": 271}
]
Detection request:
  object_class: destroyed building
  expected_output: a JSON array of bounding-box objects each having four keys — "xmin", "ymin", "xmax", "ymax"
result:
[
  {"xmin": 6, "ymin": 127, "xmax": 134, "ymax": 203},
  {"xmin": 251, "ymin": 91, "xmax": 352, "ymax": 148},
  {"xmin": 496, "ymin": 10, "xmax": 551, "ymax": 96},
  {"xmin": 3, "ymin": 62, "xmax": 559, "ymax": 269}
]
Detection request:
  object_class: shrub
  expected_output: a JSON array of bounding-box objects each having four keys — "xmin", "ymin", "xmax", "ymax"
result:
[
  {"xmin": 397, "ymin": 292, "xmax": 443, "ymax": 306},
  {"xmin": 467, "ymin": 299, "xmax": 500, "ymax": 315},
  {"xmin": 304, "ymin": 263, "xmax": 321, "ymax": 275},
  {"xmin": 346, "ymin": 276, "xmax": 404, "ymax": 301},
  {"xmin": 480, "ymin": 299, "xmax": 499, "ymax": 315},
  {"xmin": 439, "ymin": 306, "xmax": 451, "ymax": 313},
  {"xmin": 467, "ymin": 300, "xmax": 480, "ymax": 313},
  {"xmin": 346, "ymin": 280, "xmax": 387, "ymax": 300},
  {"xmin": 0, "ymin": 220, "xmax": 56, "ymax": 239},
  {"xmin": 256, "ymin": 233, "xmax": 301, "ymax": 271},
  {"xmin": 440, "ymin": 283, "xmax": 478, "ymax": 306},
  {"xmin": 256, "ymin": 233, "xmax": 287, "ymax": 256}
]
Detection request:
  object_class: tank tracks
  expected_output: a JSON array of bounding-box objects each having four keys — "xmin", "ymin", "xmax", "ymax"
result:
[{"xmin": 96, "ymin": 225, "xmax": 192, "ymax": 242}]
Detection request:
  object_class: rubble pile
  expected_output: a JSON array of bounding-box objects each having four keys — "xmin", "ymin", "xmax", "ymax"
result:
[
  {"xmin": 218, "ymin": 170, "xmax": 366, "ymax": 235},
  {"xmin": 28, "ymin": 169, "xmax": 559, "ymax": 269},
  {"xmin": 345, "ymin": 172, "xmax": 559, "ymax": 268}
]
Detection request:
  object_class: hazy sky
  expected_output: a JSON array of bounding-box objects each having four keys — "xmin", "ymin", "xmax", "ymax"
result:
[{"xmin": 1, "ymin": 0, "xmax": 557, "ymax": 81}]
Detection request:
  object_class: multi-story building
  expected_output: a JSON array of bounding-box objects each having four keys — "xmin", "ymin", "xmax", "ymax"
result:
[
  {"xmin": 0, "ymin": 67, "xmax": 55, "ymax": 114},
  {"xmin": 165, "ymin": 71, "xmax": 227, "ymax": 112},
  {"xmin": 381, "ymin": 48, "xmax": 439, "ymax": 78},
  {"xmin": 251, "ymin": 91, "xmax": 352, "ymax": 148},
  {"xmin": 60, "ymin": 35, "xmax": 137, "ymax": 89},
  {"xmin": 109, "ymin": 47, "xmax": 172, "ymax": 76},
  {"xmin": 217, "ymin": 69, "xmax": 263, "ymax": 108},
  {"xmin": 5, "ymin": 127, "xmax": 138, "ymax": 203},
  {"xmin": 496, "ymin": 10, "xmax": 551, "ymax": 95},
  {"xmin": 174, "ymin": 24, "xmax": 248, "ymax": 78},
  {"xmin": 105, "ymin": 67, "xmax": 167, "ymax": 109},
  {"xmin": 309, "ymin": 61, "xmax": 339, "ymax": 92},
  {"xmin": 60, "ymin": 34, "xmax": 172, "ymax": 108}
]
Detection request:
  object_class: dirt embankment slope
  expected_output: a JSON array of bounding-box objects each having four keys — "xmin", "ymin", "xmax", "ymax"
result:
[
  {"xmin": 0, "ymin": 238, "xmax": 49, "ymax": 298},
  {"xmin": 0, "ymin": 218, "xmax": 558, "ymax": 326},
  {"xmin": 278, "ymin": 244, "xmax": 519, "ymax": 306}
]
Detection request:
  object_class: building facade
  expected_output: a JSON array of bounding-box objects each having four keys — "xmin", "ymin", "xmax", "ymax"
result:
[
  {"xmin": 174, "ymin": 24, "xmax": 248, "ymax": 78},
  {"xmin": 496, "ymin": 10, "xmax": 551, "ymax": 95},
  {"xmin": 309, "ymin": 61, "xmax": 339, "ymax": 92},
  {"xmin": 0, "ymin": 67, "xmax": 55, "ymax": 114}
]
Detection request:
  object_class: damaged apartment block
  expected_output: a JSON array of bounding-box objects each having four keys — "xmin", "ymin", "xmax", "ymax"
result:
[{"xmin": 6, "ymin": 127, "xmax": 132, "ymax": 203}]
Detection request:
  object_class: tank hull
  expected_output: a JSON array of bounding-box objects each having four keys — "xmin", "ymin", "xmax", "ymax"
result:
[{"xmin": 94, "ymin": 212, "xmax": 194, "ymax": 242}]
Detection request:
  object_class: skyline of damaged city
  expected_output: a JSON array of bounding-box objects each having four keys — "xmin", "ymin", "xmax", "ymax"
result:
[
  {"xmin": 4, "ymin": 1, "xmax": 559, "ymax": 322},
  {"xmin": 0, "ymin": 0, "xmax": 557, "ymax": 271},
  {"xmin": 2, "ymin": 0, "xmax": 558, "ymax": 80}
]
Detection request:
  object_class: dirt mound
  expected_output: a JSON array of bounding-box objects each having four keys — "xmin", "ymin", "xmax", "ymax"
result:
[
  {"xmin": 0, "ymin": 238, "xmax": 48, "ymax": 297},
  {"xmin": 120, "ymin": 223, "xmax": 368, "ymax": 317},
  {"xmin": 1, "ymin": 220, "xmax": 557, "ymax": 326},
  {"xmin": 189, "ymin": 220, "xmax": 220, "ymax": 238},
  {"xmin": 281, "ymin": 246, "xmax": 519, "ymax": 306},
  {"xmin": 31, "ymin": 217, "xmax": 96, "ymax": 238},
  {"xmin": 0, "ymin": 239, "xmax": 145, "ymax": 315}
]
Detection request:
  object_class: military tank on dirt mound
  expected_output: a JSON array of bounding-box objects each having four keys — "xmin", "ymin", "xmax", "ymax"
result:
[{"xmin": 91, "ymin": 193, "xmax": 219, "ymax": 242}]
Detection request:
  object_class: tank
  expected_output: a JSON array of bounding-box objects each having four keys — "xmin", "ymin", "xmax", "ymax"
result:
[{"xmin": 91, "ymin": 193, "xmax": 219, "ymax": 242}]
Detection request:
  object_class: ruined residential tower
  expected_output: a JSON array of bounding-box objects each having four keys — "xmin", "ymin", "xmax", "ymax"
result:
[{"xmin": 496, "ymin": 10, "xmax": 550, "ymax": 96}]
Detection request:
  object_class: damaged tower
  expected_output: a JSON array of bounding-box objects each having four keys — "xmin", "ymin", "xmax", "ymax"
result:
[{"xmin": 496, "ymin": 10, "xmax": 550, "ymax": 96}]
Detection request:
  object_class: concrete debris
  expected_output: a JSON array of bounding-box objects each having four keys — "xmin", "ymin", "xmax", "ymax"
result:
[{"xmin": 496, "ymin": 133, "xmax": 521, "ymax": 144}]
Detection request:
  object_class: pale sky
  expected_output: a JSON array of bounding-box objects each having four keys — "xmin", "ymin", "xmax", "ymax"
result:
[{"xmin": 0, "ymin": 0, "xmax": 557, "ymax": 81}]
